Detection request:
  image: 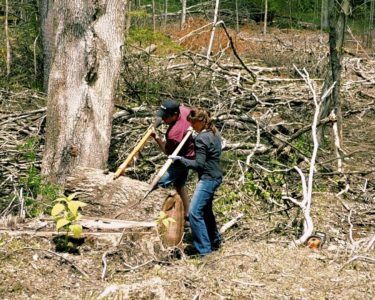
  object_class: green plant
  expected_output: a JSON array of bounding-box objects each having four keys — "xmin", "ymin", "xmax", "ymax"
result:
[
  {"xmin": 156, "ymin": 211, "xmax": 175, "ymax": 228},
  {"xmin": 15, "ymin": 137, "xmax": 62, "ymax": 216},
  {"xmin": 51, "ymin": 193, "xmax": 87, "ymax": 238}
]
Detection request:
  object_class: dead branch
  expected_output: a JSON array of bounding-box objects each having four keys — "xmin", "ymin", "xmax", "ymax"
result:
[
  {"xmin": 339, "ymin": 255, "xmax": 375, "ymax": 271},
  {"xmin": 2, "ymin": 247, "xmax": 90, "ymax": 279}
]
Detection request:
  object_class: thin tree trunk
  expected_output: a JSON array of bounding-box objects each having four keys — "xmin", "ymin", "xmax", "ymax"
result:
[
  {"xmin": 39, "ymin": 0, "xmax": 55, "ymax": 91},
  {"xmin": 319, "ymin": 0, "xmax": 351, "ymax": 145},
  {"xmin": 164, "ymin": 0, "xmax": 168, "ymax": 27},
  {"xmin": 235, "ymin": 0, "xmax": 239, "ymax": 33},
  {"xmin": 33, "ymin": 35, "xmax": 39, "ymax": 78},
  {"xmin": 5, "ymin": 0, "xmax": 11, "ymax": 76},
  {"xmin": 41, "ymin": 0, "xmax": 126, "ymax": 184},
  {"xmin": 125, "ymin": 0, "xmax": 132, "ymax": 36},
  {"xmin": 181, "ymin": 0, "xmax": 187, "ymax": 29},
  {"xmin": 367, "ymin": 0, "xmax": 375, "ymax": 48},
  {"xmin": 152, "ymin": 0, "xmax": 156, "ymax": 32},
  {"xmin": 263, "ymin": 0, "xmax": 268, "ymax": 35},
  {"xmin": 321, "ymin": 0, "xmax": 329, "ymax": 30},
  {"xmin": 206, "ymin": 0, "xmax": 220, "ymax": 60}
]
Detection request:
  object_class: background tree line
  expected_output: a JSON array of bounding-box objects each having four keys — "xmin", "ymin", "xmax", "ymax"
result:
[{"xmin": 0, "ymin": 0, "xmax": 374, "ymax": 90}]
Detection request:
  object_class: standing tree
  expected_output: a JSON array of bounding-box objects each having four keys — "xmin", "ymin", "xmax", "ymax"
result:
[
  {"xmin": 5, "ymin": 0, "xmax": 11, "ymax": 76},
  {"xmin": 40, "ymin": 0, "xmax": 126, "ymax": 184},
  {"xmin": 367, "ymin": 0, "xmax": 374, "ymax": 48},
  {"xmin": 263, "ymin": 0, "xmax": 268, "ymax": 35},
  {"xmin": 206, "ymin": 0, "xmax": 220, "ymax": 60},
  {"xmin": 321, "ymin": 0, "xmax": 329, "ymax": 30},
  {"xmin": 152, "ymin": 0, "xmax": 156, "ymax": 32},
  {"xmin": 181, "ymin": 0, "xmax": 187, "ymax": 29},
  {"xmin": 319, "ymin": 0, "xmax": 352, "ymax": 145},
  {"xmin": 126, "ymin": 0, "xmax": 132, "ymax": 36},
  {"xmin": 164, "ymin": 0, "xmax": 168, "ymax": 27},
  {"xmin": 235, "ymin": 0, "xmax": 239, "ymax": 33}
]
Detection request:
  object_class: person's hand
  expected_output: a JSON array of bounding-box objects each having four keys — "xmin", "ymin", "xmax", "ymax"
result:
[
  {"xmin": 150, "ymin": 127, "xmax": 160, "ymax": 140},
  {"xmin": 168, "ymin": 155, "xmax": 181, "ymax": 162}
]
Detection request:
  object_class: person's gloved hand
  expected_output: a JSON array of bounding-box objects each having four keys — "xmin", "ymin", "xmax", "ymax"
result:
[{"xmin": 168, "ymin": 155, "xmax": 182, "ymax": 162}]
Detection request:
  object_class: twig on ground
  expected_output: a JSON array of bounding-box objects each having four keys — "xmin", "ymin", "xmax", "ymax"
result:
[
  {"xmin": 2, "ymin": 247, "xmax": 90, "ymax": 279},
  {"xmin": 339, "ymin": 255, "xmax": 375, "ymax": 271}
]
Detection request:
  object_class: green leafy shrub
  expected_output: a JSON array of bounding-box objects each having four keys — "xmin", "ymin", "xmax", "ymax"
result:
[{"xmin": 51, "ymin": 193, "xmax": 87, "ymax": 238}]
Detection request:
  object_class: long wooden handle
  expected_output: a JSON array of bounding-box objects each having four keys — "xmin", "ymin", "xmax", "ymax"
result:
[
  {"xmin": 144, "ymin": 128, "xmax": 193, "ymax": 198},
  {"xmin": 113, "ymin": 127, "xmax": 153, "ymax": 179}
]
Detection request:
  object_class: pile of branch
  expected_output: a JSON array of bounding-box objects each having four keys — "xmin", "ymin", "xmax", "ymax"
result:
[{"xmin": 0, "ymin": 90, "xmax": 46, "ymax": 199}]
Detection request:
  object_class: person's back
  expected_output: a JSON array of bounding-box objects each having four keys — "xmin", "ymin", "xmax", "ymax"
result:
[{"xmin": 192, "ymin": 130, "xmax": 222, "ymax": 180}]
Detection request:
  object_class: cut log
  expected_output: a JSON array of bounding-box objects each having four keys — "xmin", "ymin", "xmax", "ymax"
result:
[
  {"xmin": 65, "ymin": 167, "xmax": 170, "ymax": 221},
  {"xmin": 157, "ymin": 192, "xmax": 184, "ymax": 247}
]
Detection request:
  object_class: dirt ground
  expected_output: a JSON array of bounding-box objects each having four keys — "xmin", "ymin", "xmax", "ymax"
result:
[
  {"xmin": 0, "ymin": 198, "xmax": 374, "ymax": 300},
  {"xmin": 1, "ymin": 21, "xmax": 374, "ymax": 299}
]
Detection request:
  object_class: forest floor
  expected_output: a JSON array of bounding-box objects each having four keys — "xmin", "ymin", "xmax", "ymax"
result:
[{"xmin": 0, "ymin": 21, "xmax": 374, "ymax": 299}]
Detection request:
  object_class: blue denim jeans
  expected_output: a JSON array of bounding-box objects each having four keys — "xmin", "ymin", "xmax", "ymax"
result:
[
  {"xmin": 189, "ymin": 177, "xmax": 222, "ymax": 256},
  {"xmin": 157, "ymin": 161, "xmax": 189, "ymax": 188}
]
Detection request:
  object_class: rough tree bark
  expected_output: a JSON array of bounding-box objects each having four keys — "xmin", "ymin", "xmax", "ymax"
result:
[
  {"xmin": 41, "ymin": 0, "xmax": 126, "ymax": 184},
  {"xmin": 65, "ymin": 168, "xmax": 167, "ymax": 220}
]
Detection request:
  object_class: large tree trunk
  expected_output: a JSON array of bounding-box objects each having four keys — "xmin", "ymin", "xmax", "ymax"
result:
[{"xmin": 41, "ymin": 0, "xmax": 126, "ymax": 183}]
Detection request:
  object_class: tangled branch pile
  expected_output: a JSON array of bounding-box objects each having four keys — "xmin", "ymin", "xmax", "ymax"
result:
[{"xmin": 1, "ymin": 33, "xmax": 374, "ymax": 244}]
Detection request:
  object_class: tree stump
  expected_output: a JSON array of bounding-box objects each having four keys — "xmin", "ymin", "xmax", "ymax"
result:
[
  {"xmin": 66, "ymin": 167, "xmax": 185, "ymax": 249},
  {"xmin": 65, "ymin": 167, "xmax": 168, "ymax": 221}
]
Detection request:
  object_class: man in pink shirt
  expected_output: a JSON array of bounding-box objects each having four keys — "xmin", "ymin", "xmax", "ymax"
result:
[{"xmin": 152, "ymin": 99, "xmax": 195, "ymax": 218}]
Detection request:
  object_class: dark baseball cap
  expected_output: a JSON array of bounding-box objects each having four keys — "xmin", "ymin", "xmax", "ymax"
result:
[{"xmin": 157, "ymin": 99, "xmax": 180, "ymax": 118}]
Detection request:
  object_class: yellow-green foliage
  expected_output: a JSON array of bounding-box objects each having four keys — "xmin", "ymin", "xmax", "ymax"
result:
[
  {"xmin": 51, "ymin": 193, "xmax": 87, "ymax": 238},
  {"xmin": 127, "ymin": 28, "xmax": 184, "ymax": 55},
  {"xmin": 156, "ymin": 211, "xmax": 176, "ymax": 228},
  {"xmin": 128, "ymin": 9, "xmax": 150, "ymax": 18}
]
